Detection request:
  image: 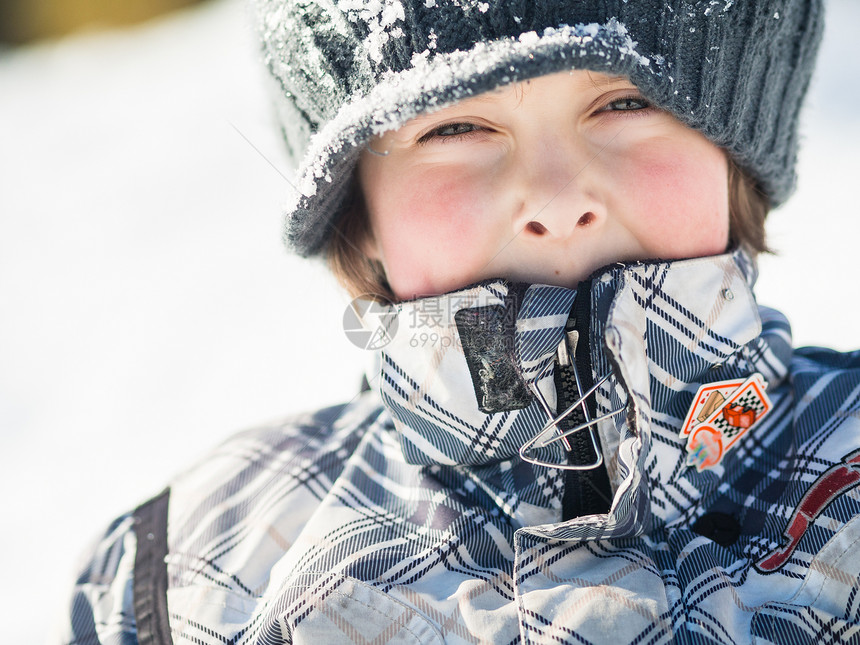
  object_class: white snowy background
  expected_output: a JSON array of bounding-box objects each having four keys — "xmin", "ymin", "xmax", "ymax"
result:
[{"xmin": 0, "ymin": 0, "xmax": 857, "ymax": 642}]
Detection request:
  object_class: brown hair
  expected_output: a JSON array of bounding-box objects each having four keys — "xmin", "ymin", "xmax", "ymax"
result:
[
  {"xmin": 327, "ymin": 159, "xmax": 771, "ymax": 302},
  {"xmin": 326, "ymin": 185, "xmax": 396, "ymax": 302},
  {"xmin": 727, "ymin": 157, "xmax": 771, "ymax": 256}
]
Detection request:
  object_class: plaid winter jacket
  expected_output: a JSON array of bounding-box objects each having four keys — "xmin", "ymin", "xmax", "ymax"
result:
[{"xmin": 60, "ymin": 251, "xmax": 860, "ymax": 644}]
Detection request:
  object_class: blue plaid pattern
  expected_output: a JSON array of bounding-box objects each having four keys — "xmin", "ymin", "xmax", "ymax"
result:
[{"xmin": 59, "ymin": 251, "xmax": 860, "ymax": 644}]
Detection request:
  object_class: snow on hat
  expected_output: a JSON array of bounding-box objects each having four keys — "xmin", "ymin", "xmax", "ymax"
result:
[{"xmin": 253, "ymin": 0, "xmax": 823, "ymax": 258}]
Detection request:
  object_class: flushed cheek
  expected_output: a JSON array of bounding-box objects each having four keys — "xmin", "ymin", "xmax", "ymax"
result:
[
  {"xmin": 378, "ymin": 170, "xmax": 494, "ymax": 296},
  {"xmin": 625, "ymin": 150, "xmax": 728, "ymax": 257}
]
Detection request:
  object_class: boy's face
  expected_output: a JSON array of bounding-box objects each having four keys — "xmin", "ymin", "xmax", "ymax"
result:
[{"xmin": 358, "ymin": 71, "xmax": 729, "ymax": 300}]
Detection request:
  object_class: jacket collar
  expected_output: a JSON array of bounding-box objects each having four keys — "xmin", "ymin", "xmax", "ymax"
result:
[{"xmin": 368, "ymin": 250, "xmax": 792, "ymax": 527}]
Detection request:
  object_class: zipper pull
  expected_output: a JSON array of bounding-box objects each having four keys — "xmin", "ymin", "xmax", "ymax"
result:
[
  {"xmin": 552, "ymin": 331, "xmax": 580, "ymax": 451},
  {"xmin": 556, "ymin": 329, "xmax": 578, "ymax": 367}
]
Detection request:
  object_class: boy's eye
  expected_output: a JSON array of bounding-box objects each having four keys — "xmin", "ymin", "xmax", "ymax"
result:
[
  {"xmin": 418, "ymin": 122, "xmax": 483, "ymax": 144},
  {"xmin": 598, "ymin": 96, "xmax": 651, "ymax": 113},
  {"xmin": 436, "ymin": 122, "xmax": 478, "ymax": 136}
]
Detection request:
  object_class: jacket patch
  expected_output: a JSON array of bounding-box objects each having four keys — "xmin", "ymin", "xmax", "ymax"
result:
[
  {"xmin": 755, "ymin": 448, "xmax": 860, "ymax": 573},
  {"xmin": 680, "ymin": 374, "xmax": 772, "ymax": 471},
  {"xmin": 455, "ymin": 305, "xmax": 532, "ymax": 413}
]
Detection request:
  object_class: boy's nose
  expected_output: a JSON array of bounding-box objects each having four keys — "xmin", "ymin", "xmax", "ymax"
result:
[
  {"xmin": 522, "ymin": 210, "xmax": 597, "ymax": 239},
  {"xmin": 510, "ymin": 147, "xmax": 607, "ymax": 242}
]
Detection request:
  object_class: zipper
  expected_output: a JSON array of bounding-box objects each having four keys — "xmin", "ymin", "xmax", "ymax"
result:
[{"xmin": 556, "ymin": 279, "xmax": 613, "ymax": 520}]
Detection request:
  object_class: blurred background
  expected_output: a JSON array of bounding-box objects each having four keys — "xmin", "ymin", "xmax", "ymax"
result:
[
  {"xmin": 0, "ymin": 0, "xmax": 205, "ymax": 45},
  {"xmin": 0, "ymin": 0, "xmax": 857, "ymax": 643}
]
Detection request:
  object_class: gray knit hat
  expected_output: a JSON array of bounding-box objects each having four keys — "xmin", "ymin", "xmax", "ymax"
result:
[{"xmin": 253, "ymin": 0, "xmax": 823, "ymax": 258}]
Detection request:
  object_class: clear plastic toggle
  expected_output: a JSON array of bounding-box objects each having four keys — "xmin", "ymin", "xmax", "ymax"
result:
[{"xmin": 520, "ymin": 361, "xmax": 625, "ymax": 471}]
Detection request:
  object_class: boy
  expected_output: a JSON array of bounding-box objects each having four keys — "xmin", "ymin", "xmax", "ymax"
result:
[{"xmin": 62, "ymin": 0, "xmax": 860, "ymax": 643}]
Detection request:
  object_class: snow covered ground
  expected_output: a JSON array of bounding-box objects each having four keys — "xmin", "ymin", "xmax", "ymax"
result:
[{"xmin": 0, "ymin": 1, "xmax": 857, "ymax": 642}]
